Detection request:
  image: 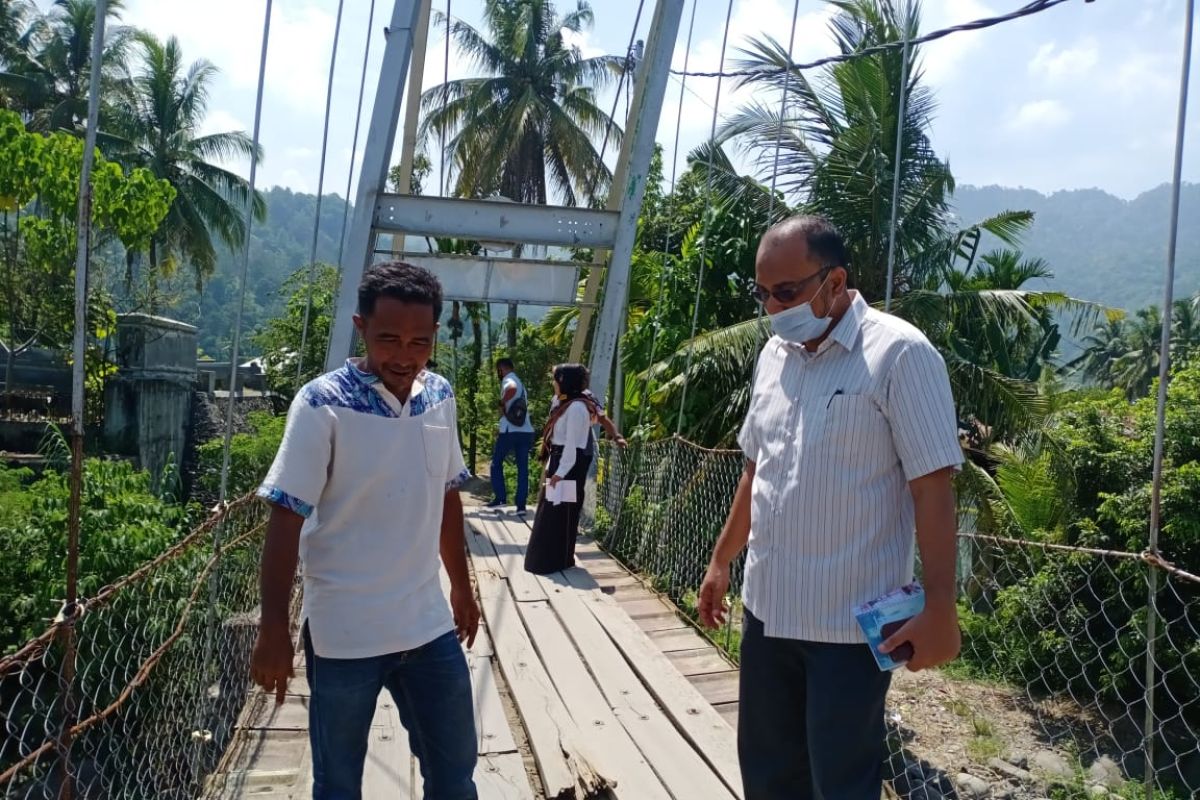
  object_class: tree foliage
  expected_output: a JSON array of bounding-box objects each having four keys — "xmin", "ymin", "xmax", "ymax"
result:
[
  {"xmin": 421, "ymin": 0, "xmax": 624, "ymax": 205},
  {"xmin": 252, "ymin": 263, "xmax": 339, "ymax": 398},
  {"xmin": 0, "ymin": 109, "xmax": 174, "ymax": 399},
  {"xmin": 0, "ymin": 453, "xmax": 197, "ymax": 652}
]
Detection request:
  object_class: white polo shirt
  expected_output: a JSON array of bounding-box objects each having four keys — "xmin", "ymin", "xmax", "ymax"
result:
[
  {"xmin": 737, "ymin": 292, "xmax": 963, "ymax": 643},
  {"xmin": 257, "ymin": 359, "xmax": 470, "ymax": 659},
  {"xmin": 498, "ymin": 373, "xmax": 534, "ymax": 434}
]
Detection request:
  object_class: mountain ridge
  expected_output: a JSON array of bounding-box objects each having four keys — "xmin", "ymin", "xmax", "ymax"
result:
[{"xmin": 157, "ymin": 182, "xmax": 1200, "ymax": 357}]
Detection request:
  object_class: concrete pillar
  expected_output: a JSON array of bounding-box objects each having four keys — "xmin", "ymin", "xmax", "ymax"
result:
[{"xmin": 103, "ymin": 314, "xmax": 197, "ymax": 486}]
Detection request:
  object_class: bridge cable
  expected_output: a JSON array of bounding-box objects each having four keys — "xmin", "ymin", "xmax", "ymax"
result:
[
  {"xmin": 337, "ymin": 0, "xmax": 378, "ymax": 266},
  {"xmin": 296, "ymin": 0, "xmax": 348, "ymax": 386},
  {"xmin": 195, "ymin": 0, "xmax": 273, "ymax": 779},
  {"xmin": 674, "ymin": 0, "xmax": 736, "ymax": 436},
  {"xmin": 883, "ymin": 0, "xmax": 911, "ymax": 313},
  {"xmin": 1142, "ymin": 0, "xmax": 1195, "ymax": 793}
]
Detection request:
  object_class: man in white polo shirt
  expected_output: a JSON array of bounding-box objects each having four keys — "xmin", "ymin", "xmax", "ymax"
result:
[
  {"xmin": 250, "ymin": 262, "xmax": 480, "ymax": 800},
  {"xmin": 698, "ymin": 216, "xmax": 963, "ymax": 800}
]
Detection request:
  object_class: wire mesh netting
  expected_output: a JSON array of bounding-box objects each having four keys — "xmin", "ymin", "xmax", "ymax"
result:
[
  {"xmin": 0, "ymin": 495, "xmax": 270, "ymax": 800},
  {"xmin": 594, "ymin": 438, "xmax": 1200, "ymax": 799}
]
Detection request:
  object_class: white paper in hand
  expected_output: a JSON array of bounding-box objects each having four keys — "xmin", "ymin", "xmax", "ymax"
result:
[{"xmin": 545, "ymin": 479, "xmax": 577, "ymax": 505}]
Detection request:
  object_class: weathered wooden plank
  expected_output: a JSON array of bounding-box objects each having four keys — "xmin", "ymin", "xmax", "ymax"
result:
[
  {"xmin": 468, "ymin": 653, "xmax": 518, "ymax": 756},
  {"xmin": 516, "ymin": 598, "xmax": 672, "ymax": 799},
  {"xmin": 715, "ymin": 702, "xmax": 740, "ymax": 732},
  {"xmin": 563, "ymin": 568, "xmax": 744, "ymax": 797},
  {"xmin": 535, "ymin": 571, "xmax": 739, "ymax": 800},
  {"xmin": 687, "ymin": 672, "xmax": 741, "ymax": 706},
  {"xmin": 618, "ymin": 597, "xmax": 676, "ymax": 619},
  {"xmin": 471, "ymin": 514, "xmax": 547, "ymax": 602},
  {"xmin": 363, "ymin": 693, "xmax": 417, "ymax": 798},
  {"xmin": 666, "ymin": 647, "xmax": 738, "ymax": 677},
  {"xmin": 593, "ymin": 574, "xmax": 641, "ymax": 589},
  {"xmin": 241, "ymin": 694, "xmax": 310, "ymax": 732},
  {"xmin": 599, "ymin": 583, "xmax": 649, "ymax": 601},
  {"xmin": 475, "ymin": 753, "xmax": 537, "ymax": 800},
  {"xmin": 469, "ymin": 564, "xmax": 609, "ymax": 798},
  {"xmin": 635, "ymin": 613, "xmax": 690, "ymax": 633},
  {"xmin": 207, "ymin": 729, "xmax": 311, "ymax": 799},
  {"xmin": 645, "ymin": 627, "xmax": 711, "ymax": 652},
  {"xmin": 465, "ymin": 518, "xmax": 506, "ymax": 578}
]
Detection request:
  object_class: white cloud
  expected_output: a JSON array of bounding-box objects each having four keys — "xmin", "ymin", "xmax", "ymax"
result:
[
  {"xmin": 126, "ymin": 0, "xmax": 336, "ymax": 116},
  {"xmin": 670, "ymin": 0, "xmax": 833, "ymax": 142},
  {"xmin": 1029, "ymin": 38, "xmax": 1100, "ymax": 82},
  {"xmin": 919, "ymin": 0, "xmax": 994, "ymax": 86},
  {"xmin": 1008, "ymin": 99, "xmax": 1071, "ymax": 133},
  {"xmin": 285, "ymin": 146, "xmax": 316, "ymax": 160},
  {"xmin": 1113, "ymin": 53, "xmax": 1176, "ymax": 99},
  {"xmin": 561, "ymin": 27, "xmax": 606, "ymax": 60},
  {"xmin": 280, "ymin": 168, "xmax": 313, "ymax": 194},
  {"xmin": 199, "ymin": 109, "xmax": 247, "ymax": 138}
]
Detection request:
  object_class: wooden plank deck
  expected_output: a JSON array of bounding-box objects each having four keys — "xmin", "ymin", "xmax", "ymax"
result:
[{"xmin": 208, "ymin": 502, "xmax": 743, "ymax": 799}]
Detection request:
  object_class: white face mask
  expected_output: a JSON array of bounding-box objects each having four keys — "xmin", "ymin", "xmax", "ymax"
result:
[{"xmin": 768, "ymin": 277, "xmax": 833, "ymax": 344}]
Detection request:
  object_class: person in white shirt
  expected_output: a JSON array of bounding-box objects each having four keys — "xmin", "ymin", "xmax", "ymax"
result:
[
  {"xmin": 524, "ymin": 363, "xmax": 593, "ymax": 574},
  {"xmin": 250, "ymin": 262, "xmax": 481, "ymax": 800},
  {"xmin": 487, "ymin": 358, "xmax": 535, "ymax": 514},
  {"xmin": 547, "ymin": 387, "xmax": 627, "ymax": 450},
  {"xmin": 698, "ymin": 216, "xmax": 963, "ymax": 800}
]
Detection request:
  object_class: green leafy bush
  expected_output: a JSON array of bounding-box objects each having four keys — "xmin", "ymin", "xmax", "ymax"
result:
[
  {"xmin": 195, "ymin": 411, "xmax": 286, "ymax": 501},
  {"xmin": 0, "ymin": 459, "xmax": 197, "ymax": 652}
]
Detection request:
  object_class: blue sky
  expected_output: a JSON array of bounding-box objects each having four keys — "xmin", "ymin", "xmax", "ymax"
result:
[{"xmin": 114, "ymin": 0, "xmax": 1198, "ymax": 202}]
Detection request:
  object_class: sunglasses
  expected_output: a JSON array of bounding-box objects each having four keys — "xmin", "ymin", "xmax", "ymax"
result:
[{"xmin": 750, "ymin": 265, "xmax": 836, "ymax": 305}]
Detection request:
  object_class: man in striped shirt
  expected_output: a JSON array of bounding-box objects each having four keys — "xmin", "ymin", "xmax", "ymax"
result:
[{"xmin": 698, "ymin": 216, "xmax": 963, "ymax": 800}]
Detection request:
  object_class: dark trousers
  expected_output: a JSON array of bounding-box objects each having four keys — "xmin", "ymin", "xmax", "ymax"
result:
[
  {"xmin": 490, "ymin": 432, "xmax": 534, "ymax": 508},
  {"xmin": 524, "ymin": 446, "xmax": 591, "ymax": 575},
  {"xmin": 738, "ymin": 609, "xmax": 892, "ymax": 800}
]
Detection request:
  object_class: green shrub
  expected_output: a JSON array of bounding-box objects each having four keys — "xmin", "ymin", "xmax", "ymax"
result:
[
  {"xmin": 0, "ymin": 459, "xmax": 197, "ymax": 653},
  {"xmin": 196, "ymin": 411, "xmax": 286, "ymax": 501}
]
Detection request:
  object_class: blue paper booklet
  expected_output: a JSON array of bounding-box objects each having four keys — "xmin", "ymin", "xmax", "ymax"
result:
[{"xmin": 853, "ymin": 582, "xmax": 925, "ymax": 671}]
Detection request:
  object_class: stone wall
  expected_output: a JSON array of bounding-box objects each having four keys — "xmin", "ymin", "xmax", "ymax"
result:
[{"xmin": 102, "ymin": 314, "xmax": 198, "ymax": 486}]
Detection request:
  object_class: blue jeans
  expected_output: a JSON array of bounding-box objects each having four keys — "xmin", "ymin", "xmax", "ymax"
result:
[
  {"xmin": 738, "ymin": 610, "xmax": 891, "ymax": 800},
  {"xmin": 303, "ymin": 625, "xmax": 478, "ymax": 800},
  {"xmin": 490, "ymin": 431, "xmax": 534, "ymax": 508}
]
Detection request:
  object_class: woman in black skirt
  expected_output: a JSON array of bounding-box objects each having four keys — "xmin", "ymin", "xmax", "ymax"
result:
[{"xmin": 524, "ymin": 364, "xmax": 593, "ymax": 575}]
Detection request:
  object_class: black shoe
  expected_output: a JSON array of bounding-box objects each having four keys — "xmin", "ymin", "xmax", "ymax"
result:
[
  {"xmin": 485, "ymin": 499, "xmax": 505, "ymax": 509},
  {"xmin": 515, "ymin": 507, "xmax": 527, "ymax": 516}
]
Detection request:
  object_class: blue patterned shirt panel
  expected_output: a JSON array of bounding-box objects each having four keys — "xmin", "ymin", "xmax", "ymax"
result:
[
  {"xmin": 299, "ymin": 360, "xmax": 454, "ymax": 418},
  {"xmin": 446, "ymin": 467, "xmax": 471, "ymax": 492},
  {"xmin": 257, "ymin": 486, "xmax": 315, "ymax": 519}
]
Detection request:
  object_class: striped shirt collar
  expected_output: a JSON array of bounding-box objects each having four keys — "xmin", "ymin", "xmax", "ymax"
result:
[{"xmin": 778, "ymin": 290, "xmax": 869, "ymax": 357}]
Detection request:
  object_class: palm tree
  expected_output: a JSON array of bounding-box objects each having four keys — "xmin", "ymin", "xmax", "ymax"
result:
[
  {"xmin": 1111, "ymin": 306, "xmax": 1164, "ymax": 400},
  {"xmin": 1170, "ymin": 293, "xmax": 1200, "ymax": 368},
  {"xmin": 106, "ymin": 33, "xmax": 264, "ymax": 297},
  {"xmin": 0, "ymin": 0, "xmax": 131, "ymax": 132},
  {"xmin": 719, "ymin": 0, "xmax": 968, "ymax": 300},
  {"xmin": 0, "ymin": 0, "xmax": 32, "ymax": 66},
  {"xmin": 1072, "ymin": 294, "xmax": 1199, "ymax": 397},
  {"xmin": 625, "ymin": 1, "xmax": 1106, "ymax": 447},
  {"xmin": 420, "ymin": 0, "xmax": 624, "ymax": 206},
  {"xmin": 1070, "ymin": 317, "xmax": 1127, "ymax": 389}
]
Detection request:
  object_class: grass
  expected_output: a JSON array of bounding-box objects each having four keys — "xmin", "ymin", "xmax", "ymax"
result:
[
  {"xmin": 946, "ymin": 698, "xmax": 973, "ymax": 718},
  {"xmin": 951, "ymin": 708, "xmax": 1005, "ymax": 763},
  {"xmin": 678, "ymin": 589, "xmax": 743, "ymax": 662}
]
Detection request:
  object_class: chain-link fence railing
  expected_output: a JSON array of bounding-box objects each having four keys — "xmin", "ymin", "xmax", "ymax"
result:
[
  {"xmin": 0, "ymin": 495, "xmax": 269, "ymax": 800},
  {"xmin": 593, "ymin": 438, "xmax": 1200, "ymax": 800}
]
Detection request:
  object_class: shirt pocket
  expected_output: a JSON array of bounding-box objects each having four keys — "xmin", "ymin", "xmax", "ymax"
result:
[
  {"xmin": 821, "ymin": 394, "xmax": 890, "ymax": 462},
  {"xmin": 420, "ymin": 424, "xmax": 451, "ymax": 478}
]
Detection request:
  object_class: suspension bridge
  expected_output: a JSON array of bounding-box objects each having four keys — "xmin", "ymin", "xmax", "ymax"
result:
[{"xmin": 1, "ymin": 0, "xmax": 1198, "ymax": 798}]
